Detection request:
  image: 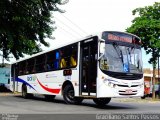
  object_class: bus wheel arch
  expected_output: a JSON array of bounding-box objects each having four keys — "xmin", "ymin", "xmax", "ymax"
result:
[
  {"xmin": 62, "ymin": 81, "xmax": 74, "ymax": 95},
  {"xmin": 62, "ymin": 81, "xmax": 83, "ymax": 104}
]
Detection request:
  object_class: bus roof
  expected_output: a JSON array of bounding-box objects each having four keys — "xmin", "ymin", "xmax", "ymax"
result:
[{"xmin": 11, "ymin": 31, "xmax": 141, "ymax": 64}]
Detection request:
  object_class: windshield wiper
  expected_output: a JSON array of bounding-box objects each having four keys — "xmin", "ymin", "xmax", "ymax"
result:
[{"xmin": 113, "ymin": 43, "xmax": 124, "ymax": 64}]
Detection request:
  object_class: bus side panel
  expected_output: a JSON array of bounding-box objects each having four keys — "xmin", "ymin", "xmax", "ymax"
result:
[{"xmin": 16, "ymin": 69, "xmax": 79, "ymax": 96}]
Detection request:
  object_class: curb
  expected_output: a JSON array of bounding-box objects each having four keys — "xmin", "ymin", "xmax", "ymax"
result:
[{"xmin": 0, "ymin": 92, "xmax": 21, "ymax": 96}]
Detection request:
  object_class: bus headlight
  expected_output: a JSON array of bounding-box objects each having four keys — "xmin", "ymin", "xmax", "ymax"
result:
[
  {"xmin": 103, "ymin": 78, "xmax": 116, "ymax": 88},
  {"xmin": 108, "ymin": 82, "xmax": 116, "ymax": 88},
  {"xmin": 108, "ymin": 82, "xmax": 111, "ymax": 86},
  {"xmin": 109, "ymin": 82, "xmax": 117, "ymax": 88}
]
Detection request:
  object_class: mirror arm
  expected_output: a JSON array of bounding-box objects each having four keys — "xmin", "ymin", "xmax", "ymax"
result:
[
  {"xmin": 98, "ymin": 53, "xmax": 104, "ymax": 61},
  {"xmin": 99, "ymin": 39, "xmax": 105, "ymax": 42}
]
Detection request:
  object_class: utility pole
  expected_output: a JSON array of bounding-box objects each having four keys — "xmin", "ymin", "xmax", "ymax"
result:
[{"xmin": 158, "ymin": 52, "xmax": 160, "ymax": 98}]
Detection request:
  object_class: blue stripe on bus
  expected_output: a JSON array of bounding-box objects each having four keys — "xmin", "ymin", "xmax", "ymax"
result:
[{"xmin": 15, "ymin": 78, "xmax": 36, "ymax": 91}]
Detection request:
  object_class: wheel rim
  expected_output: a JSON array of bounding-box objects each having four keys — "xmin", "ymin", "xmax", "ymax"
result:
[{"xmin": 67, "ymin": 89, "xmax": 74, "ymax": 101}]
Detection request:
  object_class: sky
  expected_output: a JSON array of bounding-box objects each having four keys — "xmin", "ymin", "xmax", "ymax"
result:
[
  {"xmin": 49, "ymin": 0, "xmax": 159, "ymax": 69},
  {"xmin": 4, "ymin": 0, "xmax": 160, "ymax": 69}
]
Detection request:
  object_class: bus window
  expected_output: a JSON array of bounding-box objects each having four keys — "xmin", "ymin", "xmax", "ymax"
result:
[
  {"xmin": 19, "ymin": 61, "xmax": 26, "ymax": 75},
  {"xmin": 35, "ymin": 54, "xmax": 46, "ymax": 73},
  {"xmin": 55, "ymin": 51, "xmax": 60, "ymax": 69},
  {"xmin": 70, "ymin": 55, "xmax": 76, "ymax": 67},
  {"xmin": 59, "ymin": 50, "xmax": 67, "ymax": 69},
  {"xmin": 70, "ymin": 45, "xmax": 78, "ymax": 67},
  {"xmin": 26, "ymin": 58, "xmax": 35, "ymax": 74},
  {"xmin": 46, "ymin": 51, "xmax": 55, "ymax": 70},
  {"xmin": 59, "ymin": 44, "xmax": 78, "ymax": 69}
]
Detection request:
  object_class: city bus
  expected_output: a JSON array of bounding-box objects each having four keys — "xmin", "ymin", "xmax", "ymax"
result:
[{"xmin": 10, "ymin": 31, "xmax": 144, "ymax": 106}]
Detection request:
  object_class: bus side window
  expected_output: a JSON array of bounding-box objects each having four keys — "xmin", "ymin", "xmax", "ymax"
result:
[
  {"xmin": 59, "ymin": 50, "xmax": 67, "ymax": 69},
  {"xmin": 26, "ymin": 58, "xmax": 35, "ymax": 74},
  {"xmin": 69, "ymin": 44, "xmax": 78, "ymax": 67},
  {"xmin": 35, "ymin": 54, "xmax": 46, "ymax": 73},
  {"xmin": 19, "ymin": 61, "xmax": 26, "ymax": 75},
  {"xmin": 46, "ymin": 51, "xmax": 55, "ymax": 71},
  {"xmin": 54, "ymin": 51, "xmax": 60, "ymax": 69}
]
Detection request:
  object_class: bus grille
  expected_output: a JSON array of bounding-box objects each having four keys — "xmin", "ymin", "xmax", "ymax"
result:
[
  {"xmin": 117, "ymin": 85, "xmax": 139, "ymax": 87},
  {"xmin": 119, "ymin": 90, "xmax": 137, "ymax": 95}
]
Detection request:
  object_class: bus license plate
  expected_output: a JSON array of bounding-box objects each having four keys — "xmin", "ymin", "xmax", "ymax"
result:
[{"xmin": 125, "ymin": 89, "xmax": 132, "ymax": 94}]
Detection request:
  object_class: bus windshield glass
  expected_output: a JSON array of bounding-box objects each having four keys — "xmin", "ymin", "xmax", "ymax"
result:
[
  {"xmin": 100, "ymin": 32, "xmax": 142, "ymax": 74},
  {"xmin": 100, "ymin": 44, "xmax": 142, "ymax": 73}
]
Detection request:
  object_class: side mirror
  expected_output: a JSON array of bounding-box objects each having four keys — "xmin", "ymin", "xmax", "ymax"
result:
[
  {"xmin": 100, "ymin": 42, "xmax": 105, "ymax": 54},
  {"xmin": 98, "ymin": 42, "xmax": 105, "ymax": 60}
]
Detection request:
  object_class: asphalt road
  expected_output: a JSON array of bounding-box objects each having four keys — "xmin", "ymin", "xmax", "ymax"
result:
[{"xmin": 0, "ymin": 94, "xmax": 160, "ymax": 120}]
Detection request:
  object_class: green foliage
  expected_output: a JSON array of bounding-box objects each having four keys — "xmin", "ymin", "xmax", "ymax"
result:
[
  {"xmin": 0, "ymin": 0, "xmax": 67, "ymax": 59},
  {"xmin": 126, "ymin": 2, "xmax": 160, "ymax": 67}
]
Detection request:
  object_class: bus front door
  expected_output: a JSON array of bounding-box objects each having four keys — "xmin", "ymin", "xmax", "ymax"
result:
[{"xmin": 80, "ymin": 37, "xmax": 98, "ymax": 96}]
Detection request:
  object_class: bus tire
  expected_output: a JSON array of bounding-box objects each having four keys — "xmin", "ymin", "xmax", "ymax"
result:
[
  {"xmin": 22, "ymin": 85, "xmax": 28, "ymax": 99},
  {"xmin": 63, "ymin": 85, "xmax": 83, "ymax": 104},
  {"xmin": 93, "ymin": 98, "xmax": 111, "ymax": 106},
  {"xmin": 44, "ymin": 95, "xmax": 56, "ymax": 101}
]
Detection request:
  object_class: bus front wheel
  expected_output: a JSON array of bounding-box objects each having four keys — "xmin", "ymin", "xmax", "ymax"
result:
[
  {"xmin": 63, "ymin": 85, "xmax": 83, "ymax": 104},
  {"xmin": 93, "ymin": 98, "xmax": 111, "ymax": 106}
]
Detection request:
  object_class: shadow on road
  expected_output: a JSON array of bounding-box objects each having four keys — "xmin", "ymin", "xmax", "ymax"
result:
[
  {"xmin": 13, "ymin": 95, "xmax": 136, "ymax": 110},
  {"xmin": 82, "ymin": 102, "xmax": 136, "ymax": 110}
]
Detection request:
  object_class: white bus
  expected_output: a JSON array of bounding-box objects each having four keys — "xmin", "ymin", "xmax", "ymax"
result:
[{"xmin": 10, "ymin": 31, "xmax": 144, "ymax": 106}]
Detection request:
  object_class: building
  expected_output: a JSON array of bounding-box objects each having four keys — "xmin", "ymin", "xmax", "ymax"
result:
[{"xmin": 144, "ymin": 68, "xmax": 160, "ymax": 95}]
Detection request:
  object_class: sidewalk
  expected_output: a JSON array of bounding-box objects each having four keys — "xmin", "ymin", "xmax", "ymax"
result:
[{"xmin": 0, "ymin": 92, "xmax": 21, "ymax": 96}]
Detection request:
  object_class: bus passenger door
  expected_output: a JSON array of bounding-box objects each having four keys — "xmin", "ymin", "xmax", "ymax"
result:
[{"xmin": 80, "ymin": 37, "xmax": 98, "ymax": 96}]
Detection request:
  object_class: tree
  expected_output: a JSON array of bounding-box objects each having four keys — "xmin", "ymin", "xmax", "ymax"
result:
[
  {"xmin": 0, "ymin": 0, "xmax": 68, "ymax": 60},
  {"xmin": 126, "ymin": 2, "xmax": 160, "ymax": 99}
]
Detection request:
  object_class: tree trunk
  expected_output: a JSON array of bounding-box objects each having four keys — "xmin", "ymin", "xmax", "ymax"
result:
[{"xmin": 152, "ymin": 65, "xmax": 156, "ymax": 99}]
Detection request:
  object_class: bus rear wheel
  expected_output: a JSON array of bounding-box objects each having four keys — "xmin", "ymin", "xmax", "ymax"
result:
[
  {"xmin": 22, "ymin": 85, "xmax": 27, "ymax": 98},
  {"xmin": 22, "ymin": 85, "xmax": 33, "ymax": 99},
  {"xmin": 93, "ymin": 98, "xmax": 111, "ymax": 106},
  {"xmin": 63, "ymin": 85, "xmax": 83, "ymax": 104}
]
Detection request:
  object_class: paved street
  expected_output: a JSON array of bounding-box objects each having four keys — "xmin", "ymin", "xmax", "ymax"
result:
[{"xmin": 0, "ymin": 93, "xmax": 160, "ymax": 120}]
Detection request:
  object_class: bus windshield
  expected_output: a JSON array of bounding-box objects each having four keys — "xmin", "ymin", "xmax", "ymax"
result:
[{"xmin": 100, "ymin": 43, "xmax": 142, "ymax": 74}]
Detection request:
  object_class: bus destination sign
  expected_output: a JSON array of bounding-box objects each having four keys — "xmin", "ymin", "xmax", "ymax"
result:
[
  {"xmin": 108, "ymin": 33, "xmax": 132, "ymax": 43},
  {"xmin": 102, "ymin": 32, "xmax": 141, "ymax": 45}
]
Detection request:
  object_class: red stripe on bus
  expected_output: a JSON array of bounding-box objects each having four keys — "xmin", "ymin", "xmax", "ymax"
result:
[{"xmin": 37, "ymin": 80, "xmax": 60, "ymax": 94}]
